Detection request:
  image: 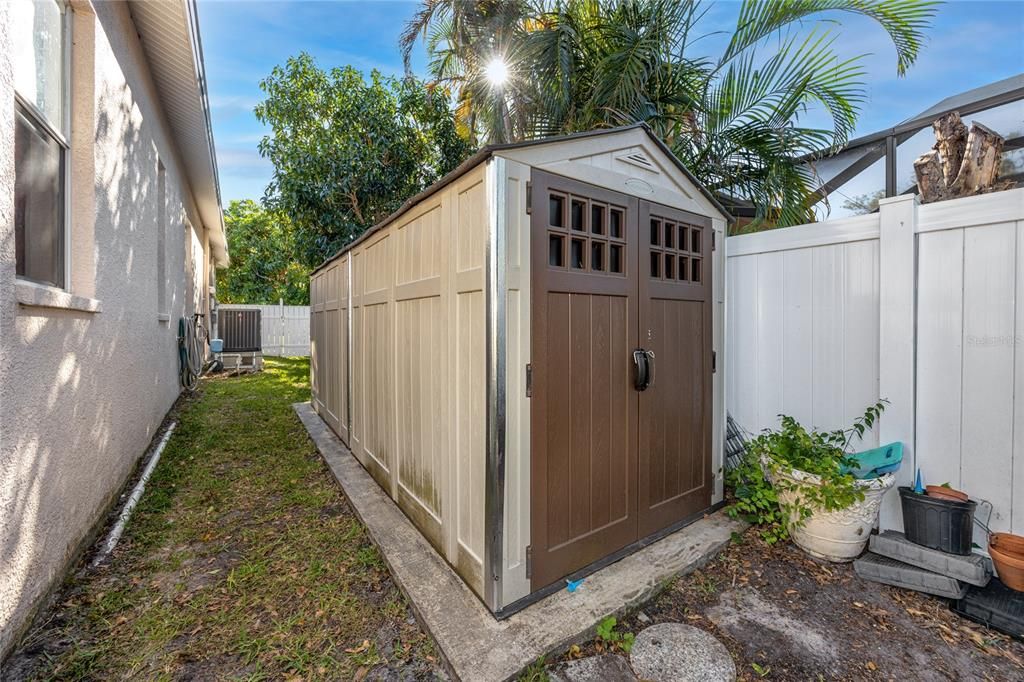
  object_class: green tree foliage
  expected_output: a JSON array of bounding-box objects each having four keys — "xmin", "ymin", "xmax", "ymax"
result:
[
  {"xmin": 255, "ymin": 53, "xmax": 473, "ymax": 267},
  {"xmin": 841, "ymin": 189, "xmax": 885, "ymax": 215},
  {"xmin": 216, "ymin": 200, "xmax": 308, "ymax": 305},
  {"xmin": 401, "ymin": 0, "xmax": 938, "ymax": 226}
]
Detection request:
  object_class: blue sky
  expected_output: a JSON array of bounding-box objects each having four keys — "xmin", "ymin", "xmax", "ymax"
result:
[{"xmin": 197, "ymin": 0, "xmax": 1024, "ymax": 203}]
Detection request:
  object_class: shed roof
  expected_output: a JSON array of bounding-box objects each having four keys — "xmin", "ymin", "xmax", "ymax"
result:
[{"xmin": 311, "ymin": 123, "xmax": 731, "ymax": 276}]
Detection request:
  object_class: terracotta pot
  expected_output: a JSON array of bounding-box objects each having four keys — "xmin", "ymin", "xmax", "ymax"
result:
[
  {"xmin": 925, "ymin": 485, "xmax": 969, "ymax": 503},
  {"xmin": 766, "ymin": 463, "xmax": 896, "ymax": 562},
  {"xmin": 989, "ymin": 532, "xmax": 1024, "ymax": 592}
]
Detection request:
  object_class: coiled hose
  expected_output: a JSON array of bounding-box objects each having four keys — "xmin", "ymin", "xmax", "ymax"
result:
[{"xmin": 178, "ymin": 316, "xmax": 204, "ymax": 391}]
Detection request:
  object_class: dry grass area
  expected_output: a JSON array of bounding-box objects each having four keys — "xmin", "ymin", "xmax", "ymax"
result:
[{"xmin": 4, "ymin": 358, "xmax": 442, "ymax": 681}]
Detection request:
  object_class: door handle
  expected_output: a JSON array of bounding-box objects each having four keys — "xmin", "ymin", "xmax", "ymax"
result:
[
  {"xmin": 633, "ymin": 349, "xmax": 647, "ymax": 391},
  {"xmin": 633, "ymin": 348, "xmax": 655, "ymax": 391}
]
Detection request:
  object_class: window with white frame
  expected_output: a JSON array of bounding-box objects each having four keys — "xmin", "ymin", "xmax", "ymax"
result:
[{"xmin": 13, "ymin": 0, "xmax": 70, "ymax": 289}]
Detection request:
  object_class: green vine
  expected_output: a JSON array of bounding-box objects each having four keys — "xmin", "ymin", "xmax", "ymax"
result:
[{"xmin": 726, "ymin": 401, "xmax": 887, "ymax": 543}]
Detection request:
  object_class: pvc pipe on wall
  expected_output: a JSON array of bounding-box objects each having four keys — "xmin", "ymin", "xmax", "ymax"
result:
[{"xmin": 92, "ymin": 422, "xmax": 177, "ymax": 566}]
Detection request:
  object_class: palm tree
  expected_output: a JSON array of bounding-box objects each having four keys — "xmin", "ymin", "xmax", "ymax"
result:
[{"xmin": 401, "ymin": 0, "xmax": 938, "ymax": 226}]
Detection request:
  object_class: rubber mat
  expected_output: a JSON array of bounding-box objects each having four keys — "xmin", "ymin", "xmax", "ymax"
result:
[
  {"xmin": 870, "ymin": 530, "xmax": 990, "ymax": 586},
  {"xmin": 854, "ymin": 552, "xmax": 968, "ymax": 599},
  {"xmin": 952, "ymin": 578, "xmax": 1024, "ymax": 640}
]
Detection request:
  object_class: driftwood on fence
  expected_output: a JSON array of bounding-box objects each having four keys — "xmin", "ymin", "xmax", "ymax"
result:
[{"xmin": 914, "ymin": 112, "xmax": 1009, "ymax": 204}]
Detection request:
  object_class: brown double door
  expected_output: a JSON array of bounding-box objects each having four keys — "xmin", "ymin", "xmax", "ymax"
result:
[{"xmin": 530, "ymin": 170, "xmax": 712, "ymax": 590}]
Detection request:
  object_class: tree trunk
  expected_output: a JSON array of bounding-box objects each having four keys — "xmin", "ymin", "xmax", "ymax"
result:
[
  {"xmin": 915, "ymin": 112, "xmax": 1008, "ymax": 203},
  {"xmin": 932, "ymin": 112, "xmax": 968, "ymax": 187},
  {"xmin": 914, "ymin": 150, "xmax": 949, "ymax": 204},
  {"xmin": 950, "ymin": 122, "xmax": 1004, "ymax": 197}
]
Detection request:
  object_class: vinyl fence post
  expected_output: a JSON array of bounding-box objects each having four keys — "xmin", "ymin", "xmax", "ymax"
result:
[
  {"xmin": 279, "ymin": 297, "xmax": 285, "ymax": 356},
  {"xmin": 877, "ymin": 194, "xmax": 918, "ymax": 531}
]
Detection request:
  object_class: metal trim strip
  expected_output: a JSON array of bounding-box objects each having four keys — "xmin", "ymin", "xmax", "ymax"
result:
[{"xmin": 484, "ymin": 157, "xmax": 508, "ymax": 610}]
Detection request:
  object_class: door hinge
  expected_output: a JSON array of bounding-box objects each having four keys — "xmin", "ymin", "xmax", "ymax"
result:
[
  {"xmin": 526, "ymin": 181, "xmax": 532, "ymax": 214},
  {"xmin": 525, "ymin": 363, "xmax": 532, "ymax": 397},
  {"xmin": 712, "ymin": 350, "xmax": 717, "ymax": 373},
  {"xmin": 525, "ymin": 545, "xmax": 532, "ymax": 578}
]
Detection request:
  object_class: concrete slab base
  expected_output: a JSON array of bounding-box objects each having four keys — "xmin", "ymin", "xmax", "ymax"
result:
[{"xmin": 294, "ymin": 403, "xmax": 744, "ymax": 682}]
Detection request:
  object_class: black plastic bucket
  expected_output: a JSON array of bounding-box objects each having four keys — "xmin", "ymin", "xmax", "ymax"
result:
[{"xmin": 899, "ymin": 486, "xmax": 977, "ymax": 555}]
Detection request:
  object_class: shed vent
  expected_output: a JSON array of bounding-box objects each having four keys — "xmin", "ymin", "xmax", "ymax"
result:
[{"xmin": 616, "ymin": 151, "xmax": 657, "ymax": 171}]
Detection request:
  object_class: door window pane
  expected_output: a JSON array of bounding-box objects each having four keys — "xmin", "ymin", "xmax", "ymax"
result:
[
  {"xmin": 15, "ymin": 104, "xmax": 65, "ymax": 288},
  {"xmin": 549, "ymin": 234, "xmax": 564, "ymax": 267},
  {"xmin": 570, "ymin": 238, "xmax": 585, "ymax": 269},
  {"xmin": 590, "ymin": 242, "xmax": 605, "ymax": 271},
  {"xmin": 609, "ymin": 208, "xmax": 623, "ymax": 238},
  {"xmin": 13, "ymin": 0, "xmax": 66, "ymax": 133},
  {"xmin": 590, "ymin": 204, "xmax": 604, "ymax": 235},
  {"xmin": 609, "ymin": 245, "xmax": 623, "ymax": 273},
  {"xmin": 571, "ymin": 198, "xmax": 586, "ymax": 231},
  {"xmin": 549, "ymin": 194, "xmax": 565, "ymax": 227}
]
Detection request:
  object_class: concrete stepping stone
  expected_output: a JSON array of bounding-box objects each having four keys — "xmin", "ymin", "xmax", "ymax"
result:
[
  {"xmin": 548, "ymin": 653, "xmax": 637, "ymax": 682},
  {"xmin": 855, "ymin": 552, "xmax": 969, "ymax": 599},
  {"xmin": 869, "ymin": 530, "xmax": 991, "ymax": 586},
  {"xmin": 629, "ymin": 623, "xmax": 736, "ymax": 682}
]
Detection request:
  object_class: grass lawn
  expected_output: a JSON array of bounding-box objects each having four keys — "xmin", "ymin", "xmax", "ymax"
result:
[{"xmin": 6, "ymin": 357, "xmax": 442, "ymax": 681}]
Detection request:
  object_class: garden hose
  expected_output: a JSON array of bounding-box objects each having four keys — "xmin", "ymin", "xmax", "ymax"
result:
[{"xmin": 178, "ymin": 316, "xmax": 203, "ymax": 391}]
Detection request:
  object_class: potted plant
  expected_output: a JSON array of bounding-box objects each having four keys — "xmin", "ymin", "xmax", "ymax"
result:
[{"xmin": 727, "ymin": 402, "xmax": 895, "ymax": 562}]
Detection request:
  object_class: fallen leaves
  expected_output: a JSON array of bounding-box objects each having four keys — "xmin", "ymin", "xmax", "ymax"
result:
[{"xmin": 345, "ymin": 639, "xmax": 371, "ymax": 654}]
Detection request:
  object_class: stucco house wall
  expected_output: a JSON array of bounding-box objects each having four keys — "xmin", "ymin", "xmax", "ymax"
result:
[{"xmin": 0, "ymin": 1, "xmax": 222, "ymax": 656}]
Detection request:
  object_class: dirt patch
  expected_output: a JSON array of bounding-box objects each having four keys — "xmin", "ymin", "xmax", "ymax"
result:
[{"xmin": 621, "ymin": 531, "xmax": 1024, "ymax": 680}]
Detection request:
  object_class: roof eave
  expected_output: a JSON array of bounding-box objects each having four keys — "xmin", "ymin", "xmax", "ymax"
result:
[
  {"xmin": 183, "ymin": 0, "xmax": 228, "ymax": 266},
  {"xmin": 129, "ymin": 0, "xmax": 228, "ymax": 266}
]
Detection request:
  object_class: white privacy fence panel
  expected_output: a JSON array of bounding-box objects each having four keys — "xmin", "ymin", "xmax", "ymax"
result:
[
  {"xmin": 218, "ymin": 303, "xmax": 311, "ymax": 356},
  {"xmin": 727, "ymin": 215, "xmax": 881, "ymax": 444},
  {"xmin": 727, "ymin": 188, "xmax": 1024, "ymax": 534},
  {"xmin": 915, "ymin": 192, "xmax": 1024, "ymax": 535}
]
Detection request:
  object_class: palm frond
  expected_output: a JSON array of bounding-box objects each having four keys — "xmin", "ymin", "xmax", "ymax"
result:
[{"xmin": 722, "ymin": 0, "xmax": 940, "ymax": 75}]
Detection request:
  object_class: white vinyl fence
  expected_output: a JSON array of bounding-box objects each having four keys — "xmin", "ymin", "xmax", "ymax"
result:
[
  {"xmin": 218, "ymin": 302, "xmax": 310, "ymax": 356},
  {"xmin": 727, "ymin": 188, "xmax": 1024, "ymax": 534}
]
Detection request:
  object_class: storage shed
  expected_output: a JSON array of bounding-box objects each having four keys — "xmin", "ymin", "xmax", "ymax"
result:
[{"xmin": 309, "ymin": 123, "xmax": 731, "ymax": 615}]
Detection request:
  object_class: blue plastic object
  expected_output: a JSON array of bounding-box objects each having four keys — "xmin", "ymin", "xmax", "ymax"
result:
[
  {"xmin": 566, "ymin": 578, "xmax": 584, "ymax": 593},
  {"xmin": 842, "ymin": 442, "xmax": 903, "ymax": 479},
  {"xmin": 210, "ymin": 338, "xmax": 224, "ymax": 353},
  {"xmin": 915, "ymin": 468, "xmax": 925, "ymax": 494}
]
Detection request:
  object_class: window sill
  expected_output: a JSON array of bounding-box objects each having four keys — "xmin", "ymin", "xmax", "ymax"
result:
[{"xmin": 16, "ymin": 280, "xmax": 102, "ymax": 313}]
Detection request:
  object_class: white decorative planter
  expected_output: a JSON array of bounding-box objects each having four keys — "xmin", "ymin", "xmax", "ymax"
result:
[{"xmin": 767, "ymin": 465, "xmax": 896, "ymax": 562}]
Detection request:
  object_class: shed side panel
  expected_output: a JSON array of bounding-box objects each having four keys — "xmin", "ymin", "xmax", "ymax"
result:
[
  {"xmin": 310, "ymin": 270, "xmax": 322, "ymax": 415},
  {"xmin": 352, "ymin": 232, "xmax": 395, "ymax": 492},
  {"xmin": 452, "ymin": 168, "xmax": 488, "ymax": 594},
  {"xmin": 501, "ymin": 159, "xmax": 532, "ymax": 607},
  {"xmin": 342, "ymin": 163, "xmax": 489, "ymax": 600},
  {"xmin": 394, "ymin": 200, "xmax": 448, "ymax": 551},
  {"xmin": 321, "ymin": 263, "xmax": 341, "ymax": 433},
  {"xmin": 337, "ymin": 254, "xmax": 351, "ymax": 445}
]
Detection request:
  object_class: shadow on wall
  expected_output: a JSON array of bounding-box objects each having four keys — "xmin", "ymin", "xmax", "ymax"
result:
[{"xmin": 0, "ymin": 4, "xmax": 202, "ymax": 655}]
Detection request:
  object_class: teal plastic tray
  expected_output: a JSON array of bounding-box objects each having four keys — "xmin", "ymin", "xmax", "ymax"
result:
[{"xmin": 842, "ymin": 442, "xmax": 903, "ymax": 479}]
